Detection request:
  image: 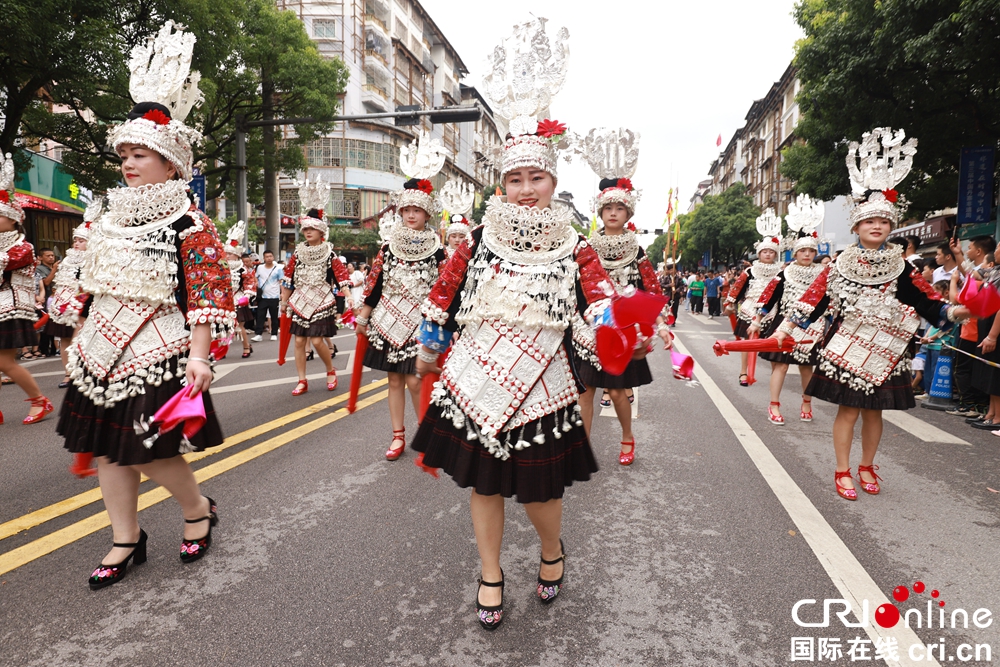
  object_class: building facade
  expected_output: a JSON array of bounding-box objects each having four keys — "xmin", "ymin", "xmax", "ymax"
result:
[{"xmin": 273, "ymin": 0, "xmax": 501, "ymax": 250}]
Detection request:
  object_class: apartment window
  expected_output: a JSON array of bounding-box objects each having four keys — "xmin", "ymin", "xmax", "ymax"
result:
[
  {"xmin": 314, "ymin": 19, "xmax": 336, "ymax": 39},
  {"xmin": 306, "ymin": 138, "xmax": 401, "ymax": 175}
]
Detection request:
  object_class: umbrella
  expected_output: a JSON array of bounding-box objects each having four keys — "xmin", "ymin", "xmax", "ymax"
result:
[
  {"xmin": 595, "ymin": 289, "xmax": 669, "ymax": 376},
  {"xmin": 69, "ymin": 453, "xmax": 96, "ymax": 478},
  {"xmin": 276, "ymin": 311, "xmax": 292, "ymax": 366},
  {"xmin": 712, "ymin": 335, "xmax": 807, "ymax": 356},
  {"xmin": 132, "ymin": 387, "xmax": 207, "ymax": 453},
  {"xmin": 347, "ymin": 332, "xmax": 369, "ymax": 414},
  {"xmin": 671, "ymin": 350, "xmax": 694, "ymax": 380},
  {"xmin": 958, "ymin": 276, "xmax": 1000, "ymax": 319}
]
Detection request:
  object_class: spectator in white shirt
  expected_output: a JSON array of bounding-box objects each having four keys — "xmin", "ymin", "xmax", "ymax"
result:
[
  {"xmin": 932, "ymin": 241, "xmax": 957, "ymax": 283},
  {"xmin": 348, "ymin": 262, "xmax": 365, "ymax": 308}
]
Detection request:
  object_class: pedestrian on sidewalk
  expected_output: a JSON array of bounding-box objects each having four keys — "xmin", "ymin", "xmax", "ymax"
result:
[
  {"xmin": 946, "ymin": 237, "xmax": 994, "ymax": 417},
  {"xmin": 689, "ymin": 272, "xmax": 705, "ymax": 314},
  {"xmin": 0, "ymin": 153, "xmax": 53, "ymax": 426},
  {"xmin": 223, "ymin": 222, "xmax": 257, "ymax": 358},
  {"xmin": 253, "ymin": 250, "xmax": 282, "ymax": 341},
  {"xmin": 59, "ymin": 23, "xmax": 234, "ymax": 589},
  {"xmin": 705, "ymin": 270, "xmax": 723, "ymax": 318},
  {"xmin": 774, "ymin": 127, "xmax": 969, "ymax": 502}
]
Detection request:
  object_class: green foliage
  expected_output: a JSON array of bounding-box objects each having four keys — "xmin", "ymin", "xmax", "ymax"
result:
[
  {"xmin": 785, "ymin": 0, "xmax": 1000, "ymax": 216},
  {"xmin": 15, "ymin": 0, "xmax": 349, "ymax": 203},
  {"xmin": 215, "ymin": 215, "xmax": 266, "ymax": 246},
  {"xmin": 469, "ymin": 185, "xmax": 500, "ymax": 225},
  {"xmin": 645, "ymin": 232, "xmax": 669, "ymax": 268},
  {"xmin": 676, "ymin": 184, "xmax": 761, "ymax": 266},
  {"xmin": 326, "ymin": 226, "xmax": 383, "ymax": 260}
]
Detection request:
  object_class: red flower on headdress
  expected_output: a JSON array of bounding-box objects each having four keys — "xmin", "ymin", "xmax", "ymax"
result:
[
  {"xmin": 142, "ymin": 109, "xmax": 171, "ymax": 126},
  {"xmin": 616, "ymin": 178, "xmax": 633, "ymax": 192},
  {"xmin": 771, "ymin": 237, "xmax": 780, "ymax": 244},
  {"xmin": 416, "ymin": 179, "xmax": 433, "ymax": 195},
  {"xmin": 536, "ymin": 119, "xmax": 567, "ymax": 138},
  {"xmin": 882, "ymin": 189, "xmax": 899, "ymax": 203},
  {"xmin": 229, "ymin": 239, "xmax": 238, "ymax": 247},
  {"xmin": 0, "ymin": 191, "xmax": 8, "ymax": 203},
  {"xmin": 85, "ymin": 221, "xmax": 92, "ymax": 229},
  {"xmin": 627, "ymin": 221, "xmax": 637, "ymax": 232},
  {"xmin": 812, "ymin": 231, "xmax": 818, "ymax": 237}
]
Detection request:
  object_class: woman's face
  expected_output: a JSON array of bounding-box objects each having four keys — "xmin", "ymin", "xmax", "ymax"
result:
[
  {"xmin": 795, "ymin": 247, "xmax": 817, "ymax": 266},
  {"xmin": 72, "ymin": 236, "xmax": 88, "ymax": 251},
  {"xmin": 302, "ymin": 227, "xmax": 324, "ymax": 244},
  {"xmin": 118, "ymin": 143, "xmax": 177, "ymax": 187},
  {"xmin": 447, "ymin": 232, "xmax": 466, "ymax": 249},
  {"xmin": 820, "ymin": 255, "xmax": 832, "ymax": 265},
  {"xmin": 226, "ymin": 251, "xmax": 241, "ymax": 263},
  {"xmin": 400, "ymin": 205, "xmax": 429, "ymax": 231},
  {"xmin": 0, "ymin": 215, "xmax": 16, "ymax": 233},
  {"xmin": 601, "ymin": 203, "xmax": 630, "ymax": 234},
  {"xmin": 504, "ymin": 168, "xmax": 555, "ymax": 209},
  {"xmin": 856, "ymin": 217, "xmax": 891, "ymax": 248},
  {"xmin": 758, "ymin": 249, "xmax": 777, "ymax": 263},
  {"xmin": 921, "ymin": 264, "xmax": 934, "ymax": 283}
]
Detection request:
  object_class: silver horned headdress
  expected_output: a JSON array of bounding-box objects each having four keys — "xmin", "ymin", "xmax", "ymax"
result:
[
  {"xmin": 754, "ymin": 208, "xmax": 783, "ymax": 254},
  {"xmin": 0, "ymin": 153, "xmax": 23, "ymax": 223},
  {"xmin": 395, "ymin": 131, "xmax": 446, "ymax": 217},
  {"xmin": 573, "ymin": 128, "xmax": 641, "ymax": 217},
  {"xmin": 107, "ymin": 21, "xmax": 204, "ymax": 181},
  {"xmin": 482, "ymin": 18, "xmax": 571, "ymax": 180},
  {"xmin": 225, "ymin": 219, "xmax": 247, "ymax": 256},
  {"xmin": 786, "ymin": 194, "xmax": 824, "ymax": 253},
  {"xmin": 297, "ymin": 175, "xmax": 330, "ymax": 237},
  {"xmin": 73, "ymin": 197, "xmax": 105, "ymax": 240},
  {"xmin": 846, "ymin": 127, "xmax": 917, "ymax": 229},
  {"xmin": 439, "ymin": 179, "xmax": 475, "ymax": 238}
]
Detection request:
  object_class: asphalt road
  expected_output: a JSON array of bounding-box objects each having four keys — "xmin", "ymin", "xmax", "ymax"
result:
[{"xmin": 0, "ymin": 313, "xmax": 997, "ymax": 667}]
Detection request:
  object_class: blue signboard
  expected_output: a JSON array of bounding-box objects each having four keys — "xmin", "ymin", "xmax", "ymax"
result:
[
  {"xmin": 701, "ymin": 250, "xmax": 711, "ymax": 267},
  {"xmin": 929, "ymin": 354, "xmax": 953, "ymax": 399},
  {"xmin": 817, "ymin": 241, "xmax": 831, "ymax": 256},
  {"xmin": 957, "ymin": 147, "xmax": 994, "ymax": 224},
  {"xmin": 189, "ymin": 175, "xmax": 206, "ymax": 212}
]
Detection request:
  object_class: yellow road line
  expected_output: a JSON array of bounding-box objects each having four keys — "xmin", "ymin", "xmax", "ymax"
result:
[
  {"xmin": 0, "ymin": 379, "xmax": 388, "ymax": 542},
  {"xmin": 0, "ymin": 389, "xmax": 389, "ymax": 577}
]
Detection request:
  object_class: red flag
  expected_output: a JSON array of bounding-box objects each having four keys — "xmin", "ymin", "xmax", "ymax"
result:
[{"xmin": 716, "ymin": 134, "xmax": 722, "ymax": 147}]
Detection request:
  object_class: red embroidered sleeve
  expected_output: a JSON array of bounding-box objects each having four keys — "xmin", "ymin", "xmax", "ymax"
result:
[
  {"xmin": 363, "ymin": 245, "xmax": 387, "ymax": 300},
  {"xmin": 422, "ymin": 236, "xmax": 474, "ymax": 325},
  {"xmin": 240, "ymin": 268, "xmax": 256, "ymax": 294},
  {"xmin": 799, "ymin": 264, "xmax": 831, "ymax": 310},
  {"xmin": 330, "ymin": 255, "xmax": 351, "ymax": 287},
  {"xmin": 637, "ymin": 257, "xmax": 663, "ymax": 295},
  {"xmin": 1, "ymin": 241, "xmax": 36, "ymax": 273},
  {"xmin": 283, "ymin": 254, "xmax": 296, "ymax": 280},
  {"xmin": 576, "ymin": 239, "xmax": 613, "ymax": 306},
  {"xmin": 181, "ymin": 213, "xmax": 237, "ymax": 333},
  {"xmin": 725, "ymin": 270, "xmax": 749, "ymax": 304},
  {"xmin": 757, "ymin": 275, "xmax": 780, "ymax": 307},
  {"xmin": 910, "ymin": 267, "xmax": 941, "ymax": 301}
]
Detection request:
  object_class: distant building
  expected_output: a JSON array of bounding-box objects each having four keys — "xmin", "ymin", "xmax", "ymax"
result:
[
  {"xmin": 739, "ymin": 63, "xmax": 799, "ymax": 216},
  {"xmin": 688, "ymin": 178, "xmax": 714, "ymax": 212},
  {"xmin": 271, "ymin": 0, "xmax": 502, "ymax": 252},
  {"xmin": 708, "ymin": 128, "xmax": 746, "ymax": 197}
]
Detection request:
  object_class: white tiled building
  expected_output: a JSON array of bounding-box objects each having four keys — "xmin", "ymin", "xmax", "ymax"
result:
[{"xmin": 274, "ymin": 0, "xmax": 501, "ymax": 239}]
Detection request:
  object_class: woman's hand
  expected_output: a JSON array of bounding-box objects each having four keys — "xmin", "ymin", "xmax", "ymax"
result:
[
  {"xmin": 415, "ymin": 346, "xmax": 442, "ymax": 379},
  {"xmin": 186, "ymin": 358, "xmax": 214, "ymax": 398},
  {"xmin": 356, "ymin": 322, "xmax": 367, "ymax": 337},
  {"xmin": 979, "ymin": 335, "xmax": 996, "ymax": 354},
  {"xmin": 658, "ymin": 327, "xmax": 673, "ymax": 350},
  {"xmin": 773, "ymin": 330, "xmax": 789, "ymax": 348},
  {"xmin": 748, "ymin": 322, "xmax": 761, "ymax": 337}
]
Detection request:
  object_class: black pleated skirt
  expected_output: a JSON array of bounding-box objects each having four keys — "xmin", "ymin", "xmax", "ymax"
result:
[
  {"xmin": 759, "ymin": 314, "xmax": 820, "ymax": 365},
  {"xmin": 235, "ymin": 305, "xmax": 254, "ymax": 325},
  {"xmin": 411, "ymin": 403, "xmax": 598, "ymax": 504},
  {"xmin": 806, "ymin": 364, "xmax": 915, "ymax": 410},
  {"xmin": 59, "ymin": 358, "xmax": 225, "ymax": 466},
  {"xmin": 0, "ymin": 317, "xmax": 38, "ymax": 349},
  {"xmin": 290, "ymin": 313, "xmax": 338, "ymax": 338},
  {"xmin": 363, "ymin": 333, "xmax": 417, "ymax": 375},
  {"xmin": 733, "ymin": 318, "xmax": 751, "ymax": 340},
  {"xmin": 575, "ymin": 356, "xmax": 653, "ymax": 389},
  {"xmin": 971, "ymin": 318, "xmax": 1000, "ymax": 396}
]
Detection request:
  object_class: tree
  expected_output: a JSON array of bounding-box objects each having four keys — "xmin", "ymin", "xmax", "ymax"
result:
[
  {"xmin": 645, "ymin": 232, "xmax": 669, "ymax": 268},
  {"xmin": 676, "ymin": 184, "xmax": 761, "ymax": 266},
  {"xmin": 18, "ymin": 0, "xmax": 350, "ymax": 253},
  {"xmin": 783, "ymin": 0, "xmax": 1000, "ymax": 216},
  {"xmin": 469, "ymin": 185, "xmax": 500, "ymax": 225}
]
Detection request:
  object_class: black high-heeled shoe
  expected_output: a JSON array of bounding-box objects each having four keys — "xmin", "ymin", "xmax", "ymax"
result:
[
  {"xmin": 476, "ymin": 568, "xmax": 505, "ymax": 630},
  {"xmin": 536, "ymin": 539, "xmax": 565, "ymax": 604},
  {"xmin": 180, "ymin": 497, "xmax": 218, "ymax": 563},
  {"xmin": 306, "ymin": 350, "xmax": 315, "ymax": 361},
  {"xmin": 242, "ymin": 346, "xmax": 253, "ymax": 358},
  {"xmin": 89, "ymin": 529, "xmax": 147, "ymax": 590}
]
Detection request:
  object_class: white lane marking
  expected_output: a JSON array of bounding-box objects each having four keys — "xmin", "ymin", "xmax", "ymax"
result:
[
  {"xmin": 673, "ymin": 334, "xmax": 938, "ymax": 667},
  {"xmin": 882, "ymin": 411, "xmax": 971, "ymax": 446},
  {"xmin": 598, "ymin": 387, "xmax": 638, "ymax": 419},
  {"xmin": 211, "ymin": 367, "xmax": 361, "ymax": 395}
]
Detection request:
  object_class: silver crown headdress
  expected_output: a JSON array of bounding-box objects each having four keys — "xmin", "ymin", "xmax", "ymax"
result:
[
  {"xmin": 786, "ymin": 194, "xmax": 824, "ymax": 253},
  {"xmin": 0, "ymin": 153, "xmax": 23, "ymax": 223},
  {"xmin": 754, "ymin": 208, "xmax": 783, "ymax": 254},
  {"xmin": 395, "ymin": 131, "xmax": 446, "ymax": 217},
  {"xmin": 482, "ymin": 18, "xmax": 570, "ymax": 180},
  {"xmin": 297, "ymin": 175, "xmax": 330, "ymax": 237},
  {"xmin": 107, "ymin": 21, "xmax": 204, "ymax": 181},
  {"xmin": 572, "ymin": 128, "xmax": 641, "ymax": 216},
  {"xmin": 439, "ymin": 179, "xmax": 475, "ymax": 237},
  {"xmin": 72, "ymin": 197, "xmax": 105, "ymax": 240},
  {"xmin": 846, "ymin": 127, "xmax": 917, "ymax": 229},
  {"xmin": 225, "ymin": 219, "xmax": 247, "ymax": 255}
]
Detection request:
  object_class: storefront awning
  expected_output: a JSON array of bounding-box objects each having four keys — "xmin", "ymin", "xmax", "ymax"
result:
[{"xmin": 14, "ymin": 151, "xmax": 85, "ymax": 214}]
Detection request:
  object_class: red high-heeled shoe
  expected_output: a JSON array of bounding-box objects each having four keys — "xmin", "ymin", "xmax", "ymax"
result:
[
  {"xmin": 619, "ymin": 439, "xmax": 635, "ymax": 466},
  {"xmin": 385, "ymin": 428, "xmax": 405, "ymax": 461},
  {"xmin": 800, "ymin": 396, "xmax": 813, "ymax": 422},
  {"xmin": 835, "ymin": 469, "xmax": 857, "ymax": 501},
  {"xmin": 291, "ymin": 379, "xmax": 308, "ymax": 396},
  {"xmin": 856, "ymin": 464, "xmax": 882, "ymax": 495},
  {"xmin": 326, "ymin": 368, "xmax": 338, "ymax": 391},
  {"xmin": 0, "ymin": 409, "xmax": 4, "ymax": 425},
  {"xmin": 23, "ymin": 395, "xmax": 54, "ymax": 425},
  {"xmin": 768, "ymin": 401, "xmax": 784, "ymax": 425}
]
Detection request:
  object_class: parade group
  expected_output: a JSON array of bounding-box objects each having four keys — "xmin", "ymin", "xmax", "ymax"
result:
[{"xmin": 0, "ymin": 18, "xmax": 981, "ymax": 631}]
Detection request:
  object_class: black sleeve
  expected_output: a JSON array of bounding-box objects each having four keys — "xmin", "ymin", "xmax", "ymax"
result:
[
  {"xmin": 761, "ymin": 272, "xmax": 785, "ymax": 314},
  {"xmin": 441, "ymin": 228, "xmax": 481, "ymax": 333},
  {"xmin": 171, "ymin": 215, "xmax": 197, "ymax": 318},
  {"xmin": 896, "ymin": 266, "xmax": 948, "ymax": 325},
  {"xmin": 733, "ymin": 269, "xmax": 751, "ymax": 303},
  {"xmin": 363, "ymin": 245, "xmax": 389, "ymax": 308}
]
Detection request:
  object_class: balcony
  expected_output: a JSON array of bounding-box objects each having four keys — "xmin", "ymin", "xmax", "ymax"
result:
[
  {"xmin": 362, "ymin": 83, "xmax": 389, "ymax": 112},
  {"xmin": 365, "ymin": 15, "xmax": 389, "ymax": 40}
]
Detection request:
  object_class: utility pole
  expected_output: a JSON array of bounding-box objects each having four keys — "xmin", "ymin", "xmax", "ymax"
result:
[{"xmin": 233, "ymin": 105, "xmax": 482, "ymax": 255}]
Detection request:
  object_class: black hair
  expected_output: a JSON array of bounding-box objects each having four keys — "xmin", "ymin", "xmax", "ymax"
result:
[
  {"xmin": 905, "ymin": 235, "xmax": 920, "ymax": 251},
  {"xmin": 403, "ymin": 178, "xmax": 420, "ymax": 190},
  {"xmin": 910, "ymin": 257, "xmax": 925, "ymax": 271},
  {"xmin": 263, "ymin": 250, "xmax": 274, "ymax": 255},
  {"xmin": 937, "ymin": 241, "xmax": 954, "ymax": 259},
  {"xmin": 598, "ymin": 177, "xmax": 619, "ymax": 191},
  {"xmin": 126, "ymin": 102, "xmax": 172, "ymax": 121},
  {"xmin": 305, "ymin": 208, "xmax": 322, "ymax": 219},
  {"xmin": 971, "ymin": 235, "xmax": 997, "ymax": 255},
  {"xmin": 240, "ymin": 252, "xmax": 250, "ymax": 258},
  {"xmin": 38, "ymin": 247, "xmax": 53, "ymax": 254},
  {"xmin": 888, "ymin": 238, "xmax": 907, "ymax": 249}
]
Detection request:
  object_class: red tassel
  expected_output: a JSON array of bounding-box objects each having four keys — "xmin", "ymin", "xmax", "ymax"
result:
[
  {"xmin": 414, "ymin": 452, "xmax": 439, "ymax": 478},
  {"xmin": 69, "ymin": 453, "xmax": 96, "ymax": 478}
]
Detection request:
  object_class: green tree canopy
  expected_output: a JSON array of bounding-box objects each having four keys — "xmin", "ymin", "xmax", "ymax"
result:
[
  {"xmin": 783, "ymin": 0, "xmax": 1000, "ymax": 216},
  {"xmin": 678, "ymin": 184, "xmax": 761, "ymax": 267}
]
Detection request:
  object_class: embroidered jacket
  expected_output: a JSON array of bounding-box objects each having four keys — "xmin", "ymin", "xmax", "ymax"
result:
[
  {"xmin": 725, "ymin": 261, "xmax": 782, "ymax": 323},
  {"xmin": 281, "ymin": 243, "xmax": 351, "ymax": 326},
  {"xmin": 0, "ymin": 237, "xmax": 37, "ymax": 324}
]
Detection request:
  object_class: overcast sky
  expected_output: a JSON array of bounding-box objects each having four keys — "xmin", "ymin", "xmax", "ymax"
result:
[{"xmin": 423, "ymin": 0, "xmax": 805, "ymax": 231}]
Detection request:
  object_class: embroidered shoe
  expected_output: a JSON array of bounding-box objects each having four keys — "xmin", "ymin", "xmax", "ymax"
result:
[
  {"xmin": 180, "ymin": 497, "xmax": 218, "ymax": 563},
  {"xmin": 89, "ymin": 529, "xmax": 147, "ymax": 590},
  {"xmin": 537, "ymin": 539, "xmax": 566, "ymax": 604},
  {"xmin": 856, "ymin": 464, "xmax": 882, "ymax": 495},
  {"xmin": 476, "ymin": 569, "xmax": 505, "ymax": 631}
]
